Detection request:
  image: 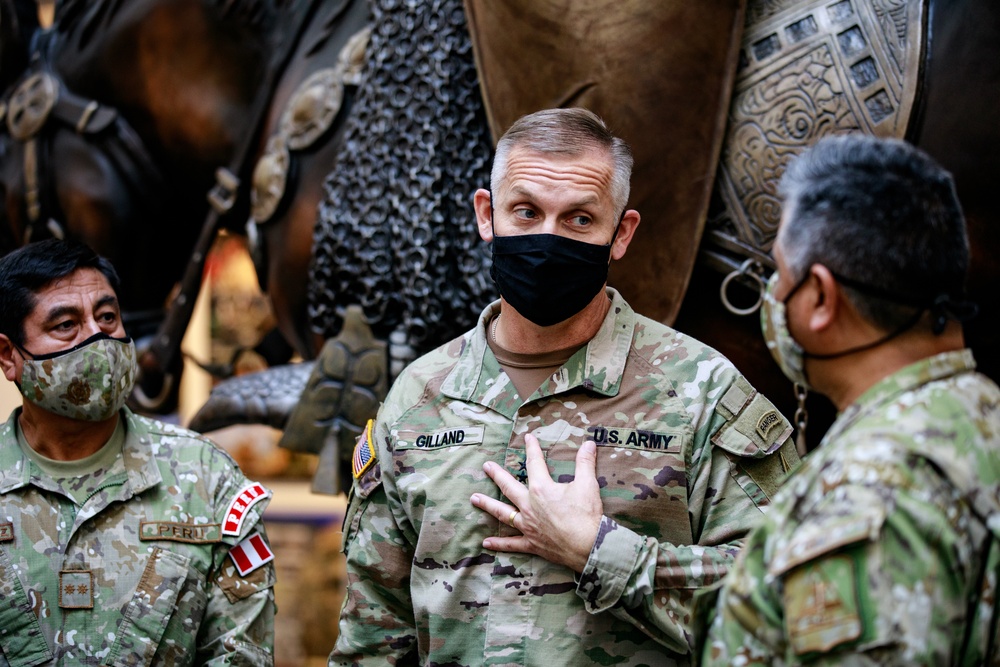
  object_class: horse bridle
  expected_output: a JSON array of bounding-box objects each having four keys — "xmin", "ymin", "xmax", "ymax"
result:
[
  {"xmin": 2, "ymin": 0, "xmax": 328, "ymax": 412},
  {"xmin": 2, "ymin": 62, "xmax": 167, "ymax": 244}
]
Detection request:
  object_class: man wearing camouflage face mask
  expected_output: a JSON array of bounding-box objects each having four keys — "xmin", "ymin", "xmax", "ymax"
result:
[
  {"xmin": 0, "ymin": 239, "xmax": 276, "ymax": 665},
  {"xmin": 696, "ymin": 135, "xmax": 1000, "ymax": 664},
  {"xmin": 332, "ymin": 108, "xmax": 800, "ymax": 665}
]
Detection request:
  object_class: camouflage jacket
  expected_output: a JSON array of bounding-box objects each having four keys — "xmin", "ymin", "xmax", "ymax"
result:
[
  {"xmin": 0, "ymin": 407, "xmax": 276, "ymax": 666},
  {"xmin": 697, "ymin": 349, "xmax": 1000, "ymax": 666},
  {"xmin": 331, "ymin": 289, "xmax": 797, "ymax": 666}
]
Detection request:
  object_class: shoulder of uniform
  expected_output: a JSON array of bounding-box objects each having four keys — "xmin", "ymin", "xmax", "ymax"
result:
[
  {"xmin": 631, "ymin": 315, "xmax": 738, "ymax": 377},
  {"xmin": 767, "ymin": 490, "xmax": 887, "ymax": 578},
  {"xmin": 124, "ymin": 408, "xmax": 216, "ymax": 448},
  {"xmin": 349, "ymin": 418, "xmax": 383, "ymax": 499},
  {"xmin": 711, "ymin": 375, "xmax": 793, "ymax": 457},
  {"xmin": 708, "ymin": 376, "xmax": 800, "ymax": 499}
]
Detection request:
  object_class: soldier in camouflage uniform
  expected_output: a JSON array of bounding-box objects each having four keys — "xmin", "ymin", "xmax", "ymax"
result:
[
  {"xmin": 0, "ymin": 239, "xmax": 276, "ymax": 665},
  {"xmin": 696, "ymin": 135, "xmax": 1000, "ymax": 665},
  {"xmin": 330, "ymin": 108, "xmax": 799, "ymax": 666}
]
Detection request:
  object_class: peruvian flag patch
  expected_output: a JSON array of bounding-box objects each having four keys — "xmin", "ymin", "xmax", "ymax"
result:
[{"xmin": 229, "ymin": 533, "xmax": 275, "ymax": 576}]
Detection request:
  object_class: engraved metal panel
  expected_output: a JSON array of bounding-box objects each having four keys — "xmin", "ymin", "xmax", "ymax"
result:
[{"xmin": 705, "ymin": 0, "xmax": 926, "ymax": 270}]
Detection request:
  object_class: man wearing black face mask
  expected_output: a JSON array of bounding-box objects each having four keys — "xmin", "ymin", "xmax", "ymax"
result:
[
  {"xmin": 0, "ymin": 238, "xmax": 276, "ymax": 665},
  {"xmin": 332, "ymin": 108, "xmax": 799, "ymax": 665}
]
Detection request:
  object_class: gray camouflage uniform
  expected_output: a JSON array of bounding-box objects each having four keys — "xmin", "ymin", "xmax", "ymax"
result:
[
  {"xmin": 331, "ymin": 288, "xmax": 798, "ymax": 666},
  {"xmin": 0, "ymin": 407, "xmax": 276, "ymax": 666},
  {"xmin": 697, "ymin": 349, "xmax": 1000, "ymax": 665}
]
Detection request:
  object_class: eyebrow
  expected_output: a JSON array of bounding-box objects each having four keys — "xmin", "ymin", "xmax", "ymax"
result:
[
  {"xmin": 41, "ymin": 294, "xmax": 120, "ymax": 326},
  {"xmin": 507, "ymin": 186, "xmax": 600, "ymax": 210}
]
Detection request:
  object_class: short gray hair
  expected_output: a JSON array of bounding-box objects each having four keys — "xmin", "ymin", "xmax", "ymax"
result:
[
  {"xmin": 778, "ymin": 134, "xmax": 969, "ymax": 332},
  {"xmin": 491, "ymin": 108, "xmax": 634, "ymax": 215}
]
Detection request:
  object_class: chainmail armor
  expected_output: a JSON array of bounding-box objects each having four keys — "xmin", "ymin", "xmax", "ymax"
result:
[{"xmin": 308, "ymin": 0, "xmax": 495, "ymax": 355}]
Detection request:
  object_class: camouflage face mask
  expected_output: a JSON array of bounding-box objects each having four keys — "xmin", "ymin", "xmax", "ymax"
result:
[
  {"xmin": 17, "ymin": 333, "xmax": 137, "ymax": 421},
  {"xmin": 760, "ymin": 272, "xmax": 810, "ymax": 389}
]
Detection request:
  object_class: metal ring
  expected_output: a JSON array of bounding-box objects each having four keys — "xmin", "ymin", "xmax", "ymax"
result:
[
  {"xmin": 720, "ymin": 259, "xmax": 766, "ymax": 316},
  {"xmin": 507, "ymin": 510, "xmax": 520, "ymax": 527}
]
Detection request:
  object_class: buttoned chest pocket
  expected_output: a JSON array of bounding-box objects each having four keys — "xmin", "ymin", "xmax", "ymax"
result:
[
  {"xmin": 550, "ymin": 428, "xmax": 693, "ymax": 544},
  {"xmin": 104, "ymin": 548, "xmax": 195, "ymax": 667},
  {"xmin": 391, "ymin": 425, "xmax": 494, "ymax": 526}
]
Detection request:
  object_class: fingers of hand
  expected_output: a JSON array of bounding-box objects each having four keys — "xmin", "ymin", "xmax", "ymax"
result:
[
  {"xmin": 470, "ymin": 493, "xmax": 521, "ymax": 529},
  {"xmin": 574, "ymin": 440, "xmax": 598, "ymax": 479},
  {"xmin": 524, "ymin": 433, "xmax": 552, "ymax": 482},
  {"xmin": 483, "ymin": 461, "xmax": 525, "ymax": 503}
]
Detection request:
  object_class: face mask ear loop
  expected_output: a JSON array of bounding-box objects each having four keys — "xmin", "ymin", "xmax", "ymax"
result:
[{"xmin": 793, "ymin": 382, "xmax": 809, "ymax": 457}]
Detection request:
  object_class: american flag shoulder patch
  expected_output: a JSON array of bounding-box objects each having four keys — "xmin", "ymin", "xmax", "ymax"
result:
[
  {"xmin": 352, "ymin": 419, "xmax": 376, "ymax": 479},
  {"xmin": 229, "ymin": 532, "xmax": 275, "ymax": 577}
]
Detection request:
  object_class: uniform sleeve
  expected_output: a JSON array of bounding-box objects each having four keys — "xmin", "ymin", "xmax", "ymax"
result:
[
  {"xmin": 330, "ymin": 425, "xmax": 420, "ymax": 666},
  {"xmin": 575, "ymin": 374, "xmax": 798, "ymax": 654},
  {"xmin": 197, "ymin": 524, "xmax": 277, "ymax": 665},
  {"xmin": 197, "ymin": 482, "xmax": 277, "ymax": 666},
  {"xmin": 700, "ymin": 460, "xmax": 978, "ymax": 666}
]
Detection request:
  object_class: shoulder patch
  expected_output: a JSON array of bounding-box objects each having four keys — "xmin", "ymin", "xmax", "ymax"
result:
[
  {"xmin": 784, "ymin": 553, "xmax": 864, "ymax": 655},
  {"xmin": 712, "ymin": 379, "xmax": 793, "ymax": 457},
  {"xmin": 228, "ymin": 533, "xmax": 275, "ymax": 577},
  {"xmin": 222, "ymin": 483, "xmax": 272, "ymax": 537},
  {"xmin": 0, "ymin": 522, "xmax": 12, "ymax": 542},
  {"xmin": 352, "ymin": 419, "xmax": 377, "ymax": 479}
]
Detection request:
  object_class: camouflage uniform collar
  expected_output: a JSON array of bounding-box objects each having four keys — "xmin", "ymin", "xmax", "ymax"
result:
[
  {"xmin": 823, "ymin": 348, "xmax": 1000, "ymax": 521},
  {"xmin": 0, "ymin": 409, "xmax": 32, "ymax": 492},
  {"xmin": 118, "ymin": 407, "xmax": 164, "ymax": 494},
  {"xmin": 0, "ymin": 407, "xmax": 162, "ymax": 496},
  {"xmin": 832, "ymin": 349, "xmax": 976, "ymax": 432},
  {"xmin": 441, "ymin": 288, "xmax": 635, "ymax": 406}
]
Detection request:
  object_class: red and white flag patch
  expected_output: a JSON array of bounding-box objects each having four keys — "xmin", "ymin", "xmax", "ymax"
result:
[
  {"xmin": 222, "ymin": 483, "xmax": 271, "ymax": 537},
  {"xmin": 229, "ymin": 533, "xmax": 275, "ymax": 576}
]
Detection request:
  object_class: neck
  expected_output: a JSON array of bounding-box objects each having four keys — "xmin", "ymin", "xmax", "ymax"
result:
[
  {"xmin": 18, "ymin": 403, "xmax": 120, "ymax": 461},
  {"xmin": 495, "ymin": 289, "xmax": 611, "ymax": 354},
  {"xmin": 815, "ymin": 325, "xmax": 966, "ymax": 411}
]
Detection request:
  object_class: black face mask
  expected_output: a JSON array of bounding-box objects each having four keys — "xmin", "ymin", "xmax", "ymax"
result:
[{"xmin": 490, "ymin": 232, "xmax": 613, "ymax": 327}]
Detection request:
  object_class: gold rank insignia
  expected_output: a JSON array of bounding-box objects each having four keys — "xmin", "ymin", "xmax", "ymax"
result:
[{"xmin": 352, "ymin": 419, "xmax": 376, "ymax": 479}]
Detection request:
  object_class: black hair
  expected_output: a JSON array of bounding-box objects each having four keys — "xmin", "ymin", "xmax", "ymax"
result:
[
  {"xmin": 779, "ymin": 134, "xmax": 969, "ymax": 333},
  {"xmin": 0, "ymin": 238, "xmax": 120, "ymax": 345}
]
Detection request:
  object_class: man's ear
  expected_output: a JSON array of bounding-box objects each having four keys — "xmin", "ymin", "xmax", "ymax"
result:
[
  {"xmin": 473, "ymin": 188, "xmax": 493, "ymax": 243},
  {"xmin": 806, "ymin": 263, "xmax": 840, "ymax": 333},
  {"xmin": 610, "ymin": 210, "xmax": 641, "ymax": 261},
  {"xmin": 0, "ymin": 335, "xmax": 19, "ymax": 383}
]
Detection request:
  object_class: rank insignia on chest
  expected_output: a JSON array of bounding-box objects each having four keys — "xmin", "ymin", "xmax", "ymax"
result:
[
  {"xmin": 0, "ymin": 522, "xmax": 12, "ymax": 542},
  {"xmin": 222, "ymin": 483, "xmax": 272, "ymax": 537},
  {"xmin": 228, "ymin": 533, "xmax": 275, "ymax": 577},
  {"xmin": 59, "ymin": 570, "xmax": 94, "ymax": 609},
  {"xmin": 352, "ymin": 419, "xmax": 376, "ymax": 479}
]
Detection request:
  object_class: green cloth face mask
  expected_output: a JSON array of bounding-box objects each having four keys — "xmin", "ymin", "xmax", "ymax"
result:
[{"xmin": 17, "ymin": 333, "xmax": 137, "ymax": 421}]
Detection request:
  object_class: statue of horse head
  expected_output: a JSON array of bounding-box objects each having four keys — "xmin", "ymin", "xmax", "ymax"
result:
[{"xmin": 0, "ymin": 0, "xmax": 372, "ymax": 409}]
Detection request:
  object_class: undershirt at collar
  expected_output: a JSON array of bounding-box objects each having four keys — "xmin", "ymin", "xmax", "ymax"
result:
[
  {"xmin": 17, "ymin": 416, "xmax": 125, "ymax": 484},
  {"xmin": 486, "ymin": 315, "xmax": 585, "ymax": 400}
]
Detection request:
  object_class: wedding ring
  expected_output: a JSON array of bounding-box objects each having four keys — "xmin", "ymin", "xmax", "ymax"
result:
[{"xmin": 508, "ymin": 509, "xmax": 520, "ymax": 527}]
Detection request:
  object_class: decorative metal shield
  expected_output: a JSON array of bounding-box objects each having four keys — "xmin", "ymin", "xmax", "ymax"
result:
[
  {"xmin": 704, "ymin": 0, "xmax": 927, "ymax": 270},
  {"xmin": 463, "ymin": 0, "xmax": 747, "ymax": 324}
]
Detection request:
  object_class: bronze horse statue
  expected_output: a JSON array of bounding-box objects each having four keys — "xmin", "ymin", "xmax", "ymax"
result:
[
  {"xmin": 0, "ymin": 0, "xmax": 373, "ymax": 408},
  {"xmin": 0, "ymin": 0, "xmax": 997, "ymax": 491}
]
